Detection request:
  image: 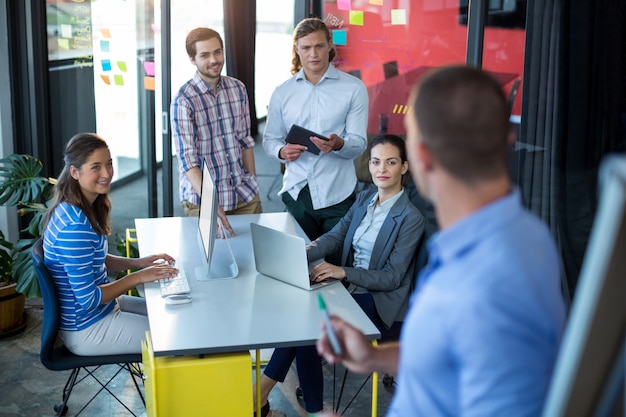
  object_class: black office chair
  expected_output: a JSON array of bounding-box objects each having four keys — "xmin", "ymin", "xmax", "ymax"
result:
[{"xmin": 31, "ymin": 239, "xmax": 145, "ymax": 416}]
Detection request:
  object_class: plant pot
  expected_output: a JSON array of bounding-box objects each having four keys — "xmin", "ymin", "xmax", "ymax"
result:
[{"xmin": 0, "ymin": 282, "xmax": 27, "ymax": 338}]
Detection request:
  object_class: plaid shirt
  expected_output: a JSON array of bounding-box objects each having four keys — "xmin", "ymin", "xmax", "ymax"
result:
[{"xmin": 171, "ymin": 72, "xmax": 259, "ymax": 210}]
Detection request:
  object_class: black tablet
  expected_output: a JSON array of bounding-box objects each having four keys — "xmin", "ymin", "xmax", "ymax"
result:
[{"xmin": 285, "ymin": 124, "xmax": 329, "ymax": 155}]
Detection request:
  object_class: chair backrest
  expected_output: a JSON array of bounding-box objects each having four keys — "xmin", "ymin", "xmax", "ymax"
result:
[{"xmin": 31, "ymin": 239, "xmax": 62, "ymax": 370}]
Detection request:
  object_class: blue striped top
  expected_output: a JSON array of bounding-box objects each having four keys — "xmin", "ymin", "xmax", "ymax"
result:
[{"xmin": 43, "ymin": 202, "xmax": 114, "ymax": 331}]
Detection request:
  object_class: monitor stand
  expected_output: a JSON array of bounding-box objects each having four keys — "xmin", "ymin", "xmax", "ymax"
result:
[{"xmin": 195, "ymin": 222, "xmax": 239, "ymax": 281}]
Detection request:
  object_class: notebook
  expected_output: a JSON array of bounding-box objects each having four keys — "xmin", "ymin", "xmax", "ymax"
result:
[
  {"xmin": 285, "ymin": 124, "xmax": 329, "ymax": 155},
  {"xmin": 250, "ymin": 222, "xmax": 339, "ymax": 291}
]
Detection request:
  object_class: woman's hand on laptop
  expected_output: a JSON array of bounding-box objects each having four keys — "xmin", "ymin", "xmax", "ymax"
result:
[{"xmin": 310, "ymin": 261, "xmax": 346, "ymax": 282}]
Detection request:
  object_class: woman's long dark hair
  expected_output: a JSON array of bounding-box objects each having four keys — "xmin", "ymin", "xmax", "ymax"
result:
[{"xmin": 44, "ymin": 133, "xmax": 112, "ymax": 235}]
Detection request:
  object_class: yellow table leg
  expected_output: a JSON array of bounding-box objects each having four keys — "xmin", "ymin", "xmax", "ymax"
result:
[
  {"xmin": 125, "ymin": 228, "xmax": 138, "ymax": 295},
  {"xmin": 372, "ymin": 339, "xmax": 379, "ymax": 417},
  {"xmin": 256, "ymin": 349, "xmax": 261, "ymax": 417}
]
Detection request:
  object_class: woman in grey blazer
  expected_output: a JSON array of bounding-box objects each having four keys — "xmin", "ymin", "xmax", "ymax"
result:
[
  {"xmin": 307, "ymin": 135, "xmax": 425, "ymax": 338},
  {"xmin": 255, "ymin": 134, "xmax": 425, "ymax": 417}
]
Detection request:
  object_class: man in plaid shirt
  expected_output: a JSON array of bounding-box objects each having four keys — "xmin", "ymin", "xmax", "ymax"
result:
[{"xmin": 171, "ymin": 27, "xmax": 261, "ymax": 236}]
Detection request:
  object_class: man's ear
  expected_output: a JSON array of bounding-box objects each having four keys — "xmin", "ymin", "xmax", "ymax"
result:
[{"xmin": 416, "ymin": 141, "xmax": 434, "ymax": 172}]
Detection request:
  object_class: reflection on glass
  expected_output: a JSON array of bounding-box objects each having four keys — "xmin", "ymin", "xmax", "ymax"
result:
[
  {"xmin": 46, "ymin": 0, "xmax": 156, "ymax": 182},
  {"xmin": 256, "ymin": 0, "xmax": 295, "ymax": 118},
  {"xmin": 322, "ymin": 0, "xmax": 527, "ymax": 134}
]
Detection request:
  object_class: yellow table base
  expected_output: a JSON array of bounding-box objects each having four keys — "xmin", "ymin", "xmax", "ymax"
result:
[{"xmin": 142, "ymin": 332, "xmax": 252, "ymax": 416}]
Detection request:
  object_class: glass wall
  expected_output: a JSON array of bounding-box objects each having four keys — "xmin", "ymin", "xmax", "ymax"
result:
[
  {"xmin": 322, "ymin": 0, "xmax": 526, "ymax": 136},
  {"xmin": 256, "ymin": 0, "xmax": 295, "ymax": 118},
  {"xmin": 46, "ymin": 0, "xmax": 155, "ymax": 181}
]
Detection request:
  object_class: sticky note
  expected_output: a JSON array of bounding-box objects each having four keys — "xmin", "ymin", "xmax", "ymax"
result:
[
  {"xmin": 117, "ymin": 61, "xmax": 127, "ymax": 72},
  {"xmin": 332, "ymin": 30, "xmax": 347, "ymax": 46},
  {"xmin": 61, "ymin": 24, "xmax": 73, "ymax": 38},
  {"xmin": 349, "ymin": 10, "xmax": 364, "ymax": 26},
  {"xmin": 337, "ymin": 0, "xmax": 351, "ymax": 11},
  {"xmin": 370, "ymin": 0, "xmax": 383, "ymax": 5},
  {"xmin": 100, "ymin": 28, "xmax": 112, "ymax": 39},
  {"xmin": 101, "ymin": 60, "xmax": 111, "ymax": 71},
  {"xmin": 114, "ymin": 75, "xmax": 124, "ymax": 86},
  {"xmin": 101, "ymin": 75, "xmax": 111, "ymax": 85},
  {"xmin": 58, "ymin": 39, "xmax": 70, "ymax": 50},
  {"xmin": 144, "ymin": 76, "xmax": 155, "ymax": 91},
  {"xmin": 100, "ymin": 40, "xmax": 109, "ymax": 52},
  {"xmin": 391, "ymin": 9, "xmax": 407, "ymax": 25},
  {"xmin": 144, "ymin": 61, "xmax": 155, "ymax": 76}
]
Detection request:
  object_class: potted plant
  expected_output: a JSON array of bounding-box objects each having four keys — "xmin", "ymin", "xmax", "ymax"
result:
[
  {"xmin": 0, "ymin": 230, "xmax": 26, "ymax": 336},
  {"xmin": 0, "ymin": 154, "xmax": 55, "ymax": 302}
]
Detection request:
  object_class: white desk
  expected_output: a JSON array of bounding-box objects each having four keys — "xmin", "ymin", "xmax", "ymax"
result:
[{"xmin": 135, "ymin": 212, "xmax": 380, "ymax": 357}]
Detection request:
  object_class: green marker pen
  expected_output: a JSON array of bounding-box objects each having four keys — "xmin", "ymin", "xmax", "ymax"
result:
[{"xmin": 318, "ymin": 294, "xmax": 342, "ymax": 355}]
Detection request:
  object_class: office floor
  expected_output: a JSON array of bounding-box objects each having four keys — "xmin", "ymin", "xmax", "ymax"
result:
[{"xmin": 0, "ymin": 132, "xmax": 394, "ymax": 416}]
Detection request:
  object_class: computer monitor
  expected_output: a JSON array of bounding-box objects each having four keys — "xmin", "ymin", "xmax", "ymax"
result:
[
  {"xmin": 542, "ymin": 154, "xmax": 626, "ymax": 417},
  {"xmin": 195, "ymin": 159, "xmax": 239, "ymax": 281},
  {"xmin": 198, "ymin": 159, "xmax": 218, "ymax": 270}
]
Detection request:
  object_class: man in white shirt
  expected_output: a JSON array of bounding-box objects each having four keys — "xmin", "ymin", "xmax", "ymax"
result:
[{"xmin": 263, "ymin": 17, "xmax": 368, "ymax": 243}]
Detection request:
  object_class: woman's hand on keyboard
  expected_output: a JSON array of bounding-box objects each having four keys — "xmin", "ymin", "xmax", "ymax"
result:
[
  {"xmin": 136, "ymin": 253, "xmax": 176, "ymax": 269},
  {"xmin": 134, "ymin": 263, "xmax": 179, "ymax": 284}
]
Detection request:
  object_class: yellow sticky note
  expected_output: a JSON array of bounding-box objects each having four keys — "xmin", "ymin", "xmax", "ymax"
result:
[
  {"xmin": 58, "ymin": 39, "xmax": 70, "ymax": 50},
  {"xmin": 114, "ymin": 75, "xmax": 124, "ymax": 86},
  {"xmin": 100, "ymin": 28, "xmax": 112, "ymax": 39},
  {"xmin": 370, "ymin": 0, "xmax": 383, "ymax": 5},
  {"xmin": 350, "ymin": 10, "xmax": 364, "ymax": 26},
  {"xmin": 117, "ymin": 61, "xmax": 127, "ymax": 72},
  {"xmin": 391, "ymin": 9, "xmax": 407, "ymax": 25}
]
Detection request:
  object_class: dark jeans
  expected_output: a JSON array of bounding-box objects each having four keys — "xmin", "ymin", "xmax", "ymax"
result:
[
  {"xmin": 263, "ymin": 293, "xmax": 401, "ymax": 414},
  {"xmin": 263, "ymin": 345, "xmax": 323, "ymax": 413},
  {"xmin": 352, "ymin": 292, "xmax": 403, "ymax": 341},
  {"xmin": 282, "ymin": 185, "xmax": 356, "ymax": 265}
]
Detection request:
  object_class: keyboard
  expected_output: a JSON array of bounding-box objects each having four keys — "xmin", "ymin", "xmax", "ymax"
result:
[{"xmin": 159, "ymin": 265, "xmax": 190, "ymax": 297}]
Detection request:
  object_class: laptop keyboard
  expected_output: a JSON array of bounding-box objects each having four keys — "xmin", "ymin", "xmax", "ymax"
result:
[{"xmin": 159, "ymin": 265, "xmax": 190, "ymax": 297}]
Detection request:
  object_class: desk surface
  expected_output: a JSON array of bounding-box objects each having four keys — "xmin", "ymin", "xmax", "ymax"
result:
[{"xmin": 135, "ymin": 213, "xmax": 380, "ymax": 357}]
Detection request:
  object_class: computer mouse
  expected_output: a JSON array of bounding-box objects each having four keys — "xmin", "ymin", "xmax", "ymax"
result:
[{"xmin": 164, "ymin": 294, "xmax": 192, "ymax": 305}]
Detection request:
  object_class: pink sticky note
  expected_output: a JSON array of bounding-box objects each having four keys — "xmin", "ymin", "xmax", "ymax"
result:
[
  {"xmin": 144, "ymin": 61, "xmax": 155, "ymax": 77},
  {"xmin": 337, "ymin": 0, "xmax": 351, "ymax": 11}
]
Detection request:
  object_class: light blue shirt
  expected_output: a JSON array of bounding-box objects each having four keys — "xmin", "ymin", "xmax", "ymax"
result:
[
  {"xmin": 388, "ymin": 190, "xmax": 566, "ymax": 417},
  {"xmin": 352, "ymin": 190, "xmax": 404, "ymax": 269},
  {"xmin": 263, "ymin": 65, "xmax": 368, "ymax": 209}
]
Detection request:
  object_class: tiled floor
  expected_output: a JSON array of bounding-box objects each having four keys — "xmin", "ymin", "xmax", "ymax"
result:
[{"xmin": 0, "ymin": 132, "xmax": 395, "ymax": 416}]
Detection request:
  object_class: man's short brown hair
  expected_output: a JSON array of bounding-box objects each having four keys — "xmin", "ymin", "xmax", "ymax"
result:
[
  {"xmin": 412, "ymin": 66, "xmax": 510, "ymax": 182},
  {"xmin": 185, "ymin": 27, "xmax": 223, "ymax": 58}
]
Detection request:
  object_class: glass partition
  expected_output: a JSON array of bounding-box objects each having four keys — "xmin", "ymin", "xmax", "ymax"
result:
[
  {"xmin": 322, "ymin": 0, "xmax": 526, "ymax": 136},
  {"xmin": 46, "ymin": 0, "xmax": 155, "ymax": 181}
]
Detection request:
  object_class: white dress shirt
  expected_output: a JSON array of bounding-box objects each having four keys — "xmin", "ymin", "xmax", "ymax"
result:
[{"xmin": 263, "ymin": 65, "xmax": 369, "ymax": 209}]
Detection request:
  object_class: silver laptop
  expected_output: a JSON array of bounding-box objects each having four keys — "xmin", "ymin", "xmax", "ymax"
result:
[{"xmin": 250, "ymin": 222, "xmax": 338, "ymax": 291}]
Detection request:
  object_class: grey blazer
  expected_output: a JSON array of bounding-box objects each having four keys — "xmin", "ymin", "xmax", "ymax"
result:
[{"xmin": 307, "ymin": 189, "xmax": 425, "ymax": 327}]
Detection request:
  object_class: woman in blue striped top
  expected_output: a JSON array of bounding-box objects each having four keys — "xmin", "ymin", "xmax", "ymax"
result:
[{"xmin": 43, "ymin": 133, "xmax": 178, "ymax": 355}]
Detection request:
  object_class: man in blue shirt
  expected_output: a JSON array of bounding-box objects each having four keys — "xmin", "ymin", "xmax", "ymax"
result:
[
  {"xmin": 317, "ymin": 66, "xmax": 566, "ymax": 416},
  {"xmin": 263, "ymin": 18, "xmax": 368, "ymax": 242}
]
